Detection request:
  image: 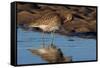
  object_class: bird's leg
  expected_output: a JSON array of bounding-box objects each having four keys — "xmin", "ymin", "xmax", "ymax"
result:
[
  {"xmin": 50, "ymin": 30, "xmax": 55, "ymax": 47},
  {"xmin": 41, "ymin": 31, "xmax": 45, "ymax": 48}
]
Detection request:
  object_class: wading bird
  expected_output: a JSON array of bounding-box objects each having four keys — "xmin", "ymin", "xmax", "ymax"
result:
[{"xmin": 28, "ymin": 12, "xmax": 61, "ymax": 48}]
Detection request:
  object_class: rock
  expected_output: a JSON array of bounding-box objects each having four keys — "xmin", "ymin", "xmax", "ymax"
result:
[
  {"xmin": 75, "ymin": 27, "xmax": 90, "ymax": 32},
  {"xmin": 17, "ymin": 3, "xmax": 39, "ymax": 12},
  {"xmin": 17, "ymin": 11, "xmax": 40, "ymax": 26}
]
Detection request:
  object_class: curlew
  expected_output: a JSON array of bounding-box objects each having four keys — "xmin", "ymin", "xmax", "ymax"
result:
[{"xmin": 28, "ymin": 12, "xmax": 61, "ymax": 47}]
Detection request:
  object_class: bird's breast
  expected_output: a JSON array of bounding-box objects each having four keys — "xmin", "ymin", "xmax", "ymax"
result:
[
  {"xmin": 38, "ymin": 25, "xmax": 48, "ymax": 31},
  {"xmin": 39, "ymin": 25, "xmax": 59, "ymax": 32}
]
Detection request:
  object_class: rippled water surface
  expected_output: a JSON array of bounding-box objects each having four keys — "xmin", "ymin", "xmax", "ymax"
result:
[{"xmin": 17, "ymin": 28, "xmax": 96, "ymax": 65}]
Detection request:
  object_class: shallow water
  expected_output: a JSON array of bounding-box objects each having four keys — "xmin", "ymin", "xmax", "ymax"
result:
[{"xmin": 17, "ymin": 28, "xmax": 96, "ymax": 65}]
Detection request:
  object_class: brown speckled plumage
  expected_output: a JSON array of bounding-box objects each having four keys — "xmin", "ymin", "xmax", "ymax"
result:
[{"xmin": 28, "ymin": 12, "xmax": 61, "ymax": 32}]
